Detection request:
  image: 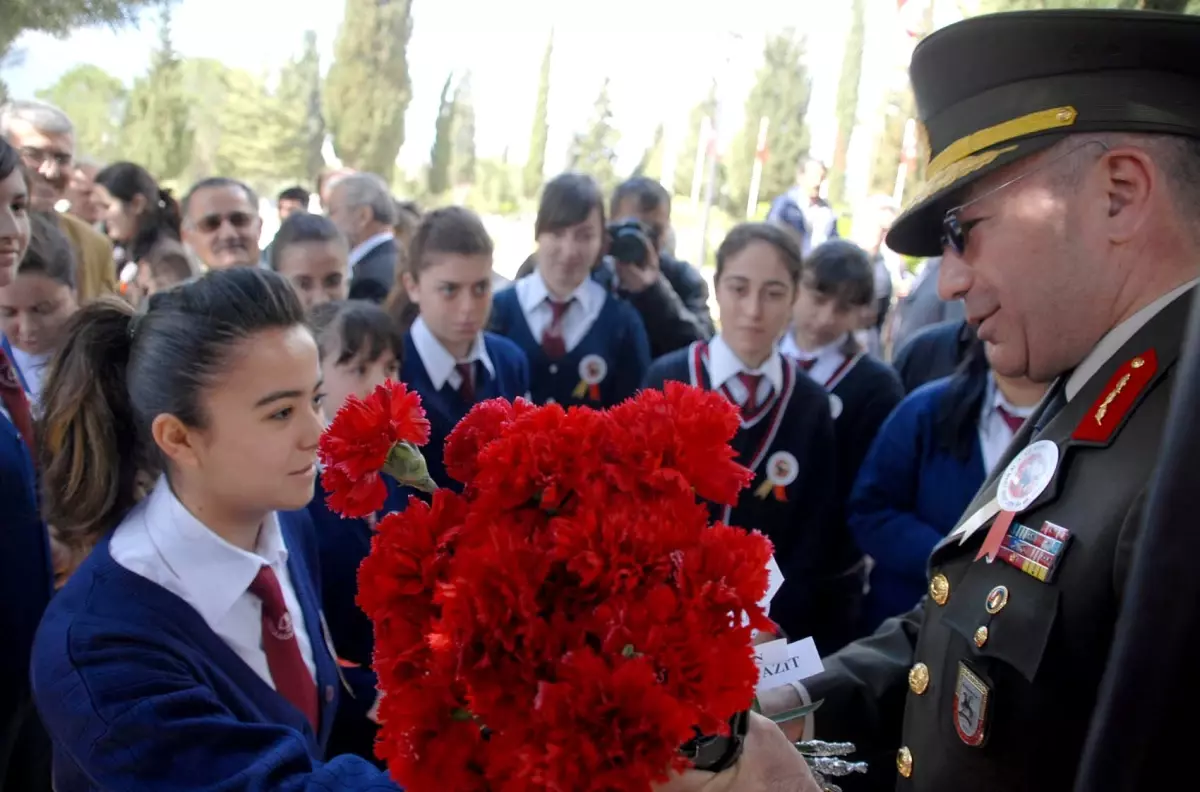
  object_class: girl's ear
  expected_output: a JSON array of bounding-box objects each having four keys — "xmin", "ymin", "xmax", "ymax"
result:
[
  {"xmin": 151, "ymin": 413, "xmax": 200, "ymax": 471},
  {"xmin": 402, "ymin": 270, "xmax": 420, "ymax": 304},
  {"xmin": 130, "ymin": 193, "xmax": 148, "ymax": 217}
]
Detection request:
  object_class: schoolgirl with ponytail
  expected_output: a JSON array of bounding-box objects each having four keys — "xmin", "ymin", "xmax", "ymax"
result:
[{"xmin": 32, "ymin": 267, "xmax": 399, "ymax": 790}]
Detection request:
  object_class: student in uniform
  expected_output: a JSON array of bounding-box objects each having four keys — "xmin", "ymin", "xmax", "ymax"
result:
[
  {"xmin": 0, "ymin": 139, "xmax": 54, "ymax": 792},
  {"xmin": 0, "ymin": 212, "xmax": 79, "ymax": 408},
  {"xmin": 396, "ymin": 206, "xmax": 530, "ymax": 489},
  {"xmin": 491, "ymin": 173, "xmax": 649, "ymax": 408},
  {"xmin": 642, "ymin": 222, "xmax": 847, "ymax": 650},
  {"xmin": 779, "ymin": 238, "xmax": 905, "ymax": 647},
  {"xmin": 31, "ymin": 267, "xmax": 399, "ymax": 790},
  {"xmin": 304, "ymin": 299, "xmax": 404, "ymax": 766},
  {"xmin": 269, "ymin": 213, "xmax": 349, "ymax": 312}
]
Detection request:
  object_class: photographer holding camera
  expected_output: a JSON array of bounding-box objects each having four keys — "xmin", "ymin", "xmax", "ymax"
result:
[{"xmin": 513, "ymin": 177, "xmax": 713, "ymax": 358}]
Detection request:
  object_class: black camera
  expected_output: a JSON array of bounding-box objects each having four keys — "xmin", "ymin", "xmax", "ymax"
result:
[{"xmin": 607, "ymin": 219, "xmax": 654, "ymax": 268}]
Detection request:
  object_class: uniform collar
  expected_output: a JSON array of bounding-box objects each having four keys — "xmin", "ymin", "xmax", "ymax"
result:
[
  {"xmin": 515, "ymin": 268, "xmax": 604, "ymax": 316},
  {"xmin": 347, "ymin": 230, "xmax": 394, "ymax": 268},
  {"xmin": 410, "ymin": 315, "xmax": 494, "ymax": 390},
  {"xmin": 708, "ymin": 334, "xmax": 784, "ymax": 393},
  {"xmin": 779, "ymin": 332, "xmax": 847, "ymax": 365},
  {"xmin": 144, "ymin": 475, "xmax": 289, "ymax": 628}
]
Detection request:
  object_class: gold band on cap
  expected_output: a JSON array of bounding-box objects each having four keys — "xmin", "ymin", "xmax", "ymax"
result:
[
  {"xmin": 926, "ymin": 105, "xmax": 1078, "ymax": 178},
  {"xmin": 905, "ymin": 145, "xmax": 1018, "ymax": 211}
]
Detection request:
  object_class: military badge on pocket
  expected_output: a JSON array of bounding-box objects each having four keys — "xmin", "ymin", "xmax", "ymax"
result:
[{"xmin": 954, "ymin": 662, "xmax": 991, "ymax": 747}]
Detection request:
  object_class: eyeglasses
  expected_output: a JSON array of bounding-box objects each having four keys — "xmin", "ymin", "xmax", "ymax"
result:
[
  {"xmin": 940, "ymin": 140, "xmax": 1110, "ymax": 257},
  {"xmin": 193, "ymin": 211, "xmax": 257, "ymax": 234},
  {"xmin": 19, "ymin": 146, "xmax": 72, "ymax": 171}
]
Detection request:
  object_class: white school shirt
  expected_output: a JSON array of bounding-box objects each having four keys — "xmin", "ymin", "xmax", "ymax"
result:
[
  {"xmin": 514, "ymin": 269, "xmax": 606, "ymax": 353},
  {"xmin": 978, "ymin": 373, "xmax": 1035, "ymax": 475},
  {"xmin": 779, "ymin": 333, "xmax": 848, "ymax": 387},
  {"xmin": 410, "ymin": 316, "xmax": 495, "ymax": 391},
  {"xmin": 707, "ymin": 334, "xmax": 784, "ymax": 408},
  {"xmin": 110, "ymin": 477, "xmax": 317, "ymax": 687}
]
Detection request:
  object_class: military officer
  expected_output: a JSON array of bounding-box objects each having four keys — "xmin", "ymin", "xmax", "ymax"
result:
[{"xmin": 761, "ymin": 9, "xmax": 1200, "ymax": 792}]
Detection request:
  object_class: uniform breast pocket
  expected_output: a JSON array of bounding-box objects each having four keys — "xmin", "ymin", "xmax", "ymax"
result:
[{"xmin": 939, "ymin": 562, "xmax": 1061, "ymax": 683}]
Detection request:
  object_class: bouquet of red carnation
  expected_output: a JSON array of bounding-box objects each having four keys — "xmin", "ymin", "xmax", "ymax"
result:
[{"xmin": 319, "ymin": 381, "xmax": 776, "ymax": 792}]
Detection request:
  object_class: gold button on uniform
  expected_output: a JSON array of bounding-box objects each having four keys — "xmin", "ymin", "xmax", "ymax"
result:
[
  {"xmin": 975, "ymin": 625, "xmax": 989, "ymax": 648},
  {"xmin": 986, "ymin": 585, "xmax": 1009, "ymax": 614},
  {"xmin": 929, "ymin": 573, "xmax": 950, "ymax": 606},
  {"xmin": 908, "ymin": 663, "xmax": 930, "ymax": 695},
  {"xmin": 897, "ymin": 747, "xmax": 914, "ymax": 778}
]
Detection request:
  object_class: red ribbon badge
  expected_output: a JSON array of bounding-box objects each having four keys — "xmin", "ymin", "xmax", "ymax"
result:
[
  {"xmin": 976, "ymin": 440, "xmax": 1059, "ymax": 563},
  {"xmin": 1072, "ymin": 349, "xmax": 1158, "ymax": 444}
]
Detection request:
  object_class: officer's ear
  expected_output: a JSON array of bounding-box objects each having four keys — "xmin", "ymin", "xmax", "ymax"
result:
[{"xmin": 1097, "ymin": 146, "xmax": 1156, "ymax": 245}]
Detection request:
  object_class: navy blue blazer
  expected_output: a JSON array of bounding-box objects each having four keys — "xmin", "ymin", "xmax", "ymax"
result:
[
  {"xmin": 0, "ymin": 399, "xmax": 52, "ymax": 789},
  {"xmin": 31, "ymin": 509, "xmax": 400, "ymax": 791},
  {"xmin": 847, "ymin": 377, "xmax": 986, "ymax": 632}
]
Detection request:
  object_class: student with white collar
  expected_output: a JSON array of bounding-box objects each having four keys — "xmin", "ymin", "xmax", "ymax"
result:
[
  {"xmin": 642, "ymin": 223, "xmax": 851, "ymax": 651},
  {"xmin": 31, "ymin": 267, "xmax": 401, "ymax": 790},
  {"xmin": 491, "ymin": 173, "xmax": 649, "ymax": 408},
  {"xmin": 398, "ymin": 206, "xmax": 529, "ymax": 489}
]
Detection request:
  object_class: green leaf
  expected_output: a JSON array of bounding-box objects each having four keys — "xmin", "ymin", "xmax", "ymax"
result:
[
  {"xmin": 621, "ymin": 644, "xmax": 636, "ymax": 658},
  {"xmin": 767, "ymin": 699, "xmax": 824, "ymax": 724},
  {"xmin": 451, "ymin": 708, "xmax": 473, "ymax": 722}
]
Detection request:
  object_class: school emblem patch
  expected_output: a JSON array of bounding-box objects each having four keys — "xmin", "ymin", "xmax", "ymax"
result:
[
  {"xmin": 269, "ymin": 612, "xmax": 295, "ymax": 641},
  {"xmin": 954, "ymin": 662, "xmax": 990, "ymax": 746}
]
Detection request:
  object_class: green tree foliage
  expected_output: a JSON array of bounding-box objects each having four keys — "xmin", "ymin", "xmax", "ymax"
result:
[
  {"xmin": 868, "ymin": 88, "xmax": 915, "ymax": 202},
  {"xmin": 275, "ymin": 30, "xmax": 325, "ymax": 186},
  {"xmin": 828, "ymin": 0, "xmax": 864, "ymax": 207},
  {"xmin": 727, "ymin": 32, "xmax": 811, "ymax": 215},
  {"xmin": 566, "ymin": 78, "xmax": 620, "ymax": 196},
  {"xmin": 428, "ymin": 72, "xmax": 455, "ymax": 196},
  {"xmin": 632, "ymin": 123, "xmax": 665, "ymax": 182},
  {"xmin": 36, "ymin": 64, "xmax": 127, "ymax": 161},
  {"xmin": 452, "ymin": 72, "xmax": 477, "ymax": 187},
  {"xmin": 674, "ymin": 84, "xmax": 718, "ymax": 198},
  {"xmin": 473, "ymin": 153, "xmax": 520, "ymax": 215},
  {"xmin": 325, "ymin": 0, "xmax": 413, "ymax": 179},
  {"xmin": 523, "ymin": 31, "xmax": 553, "ymax": 199},
  {"xmin": 176, "ymin": 58, "xmax": 234, "ymax": 186},
  {"xmin": 119, "ymin": 5, "xmax": 192, "ymax": 181}
]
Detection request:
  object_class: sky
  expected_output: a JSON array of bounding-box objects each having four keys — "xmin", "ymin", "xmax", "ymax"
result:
[{"xmin": 1, "ymin": 0, "xmax": 964, "ymax": 206}]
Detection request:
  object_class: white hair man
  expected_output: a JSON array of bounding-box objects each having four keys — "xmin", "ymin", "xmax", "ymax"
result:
[
  {"xmin": 0, "ymin": 100, "xmax": 116, "ymax": 302},
  {"xmin": 324, "ymin": 172, "xmax": 398, "ymax": 303}
]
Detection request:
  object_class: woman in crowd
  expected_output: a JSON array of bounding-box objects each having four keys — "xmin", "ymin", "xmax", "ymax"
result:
[
  {"xmin": 31, "ymin": 267, "xmax": 399, "ymax": 790},
  {"xmin": 396, "ymin": 206, "xmax": 529, "ymax": 489},
  {"xmin": 0, "ymin": 212, "xmax": 79, "ymax": 407},
  {"xmin": 642, "ymin": 223, "xmax": 847, "ymax": 650},
  {"xmin": 848, "ymin": 337, "xmax": 1048, "ymax": 630},
  {"xmin": 94, "ymin": 161, "xmax": 182, "ymax": 268},
  {"xmin": 490, "ymin": 173, "xmax": 649, "ymax": 408}
]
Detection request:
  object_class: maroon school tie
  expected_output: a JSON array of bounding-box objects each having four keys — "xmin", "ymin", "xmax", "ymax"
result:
[
  {"xmin": 249, "ymin": 566, "xmax": 318, "ymax": 730},
  {"xmin": 796, "ymin": 358, "xmax": 816, "ymax": 373},
  {"xmin": 541, "ymin": 300, "xmax": 571, "ymax": 359},
  {"xmin": 996, "ymin": 404, "xmax": 1026, "ymax": 434},
  {"xmin": 0, "ymin": 345, "xmax": 35, "ymax": 458},
  {"xmin": 738, "ymin": 373, "xmax": 764, "ymax": 414},
  {"xmin": 456, "ymin": 361, "xmax": 475, "ymax": 403}
]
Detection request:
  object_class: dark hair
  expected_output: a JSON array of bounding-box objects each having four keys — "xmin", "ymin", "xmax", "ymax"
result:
[
  {"xmin": 19, "ymin": 212, "xmax": 77, "ymax": 290},
  {"xmin": 0, "ymin": 138, "xmax": 20, "ymax": 183},
  {"xmin": 278, "ymin": 186, "xmax": 311, "ymax": 206},
  {"xmin": 394, "ymin": 199, "xmax": 422, "ymax": 237},
  {"xmin": 181, "ymin": 177, "xmax": 259, "ymax": 220},
  {"xmin": 802, "ymin": 239, "xmax": 875, "ymax": 307},
  {"xmin": 95, "ymin": 162, "xmax": 183, "ymax": 262},
  {"xmin": 309, "ymin": 300, "xmax": 404, "ymax": 368},
  {"xmin": 611, "ymin": 176, "xmax": 671, "ymax": 218},
  {"xmin": 715, "ymin": 222, "xmax": 804, "ymax": 285},
  {"xmin": 268, "ymin": 212, "xmax": 347, "ymax": 272},
  {"xmin": 38, "ymin": 267, "xmax": 307, "ymax": 544},
  {"xmin": 534, "ymin": 172, "xmax": 606, "ymax": 238},
  {"xmin": 932, "ymin": 334, "xmax": 990, "ymax": 463},
  {"xmin": 384, "ymin": 206, "xmax": 493, "ymax": 335},
  {"xmin": 143, "ymin": 239, "xmax": 195, "ymax": 287}
]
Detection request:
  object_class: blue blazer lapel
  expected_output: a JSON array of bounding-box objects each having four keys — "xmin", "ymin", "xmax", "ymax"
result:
[{"xmin": 280, "ymin": 510, "xmax": 340, "ymax": 752}]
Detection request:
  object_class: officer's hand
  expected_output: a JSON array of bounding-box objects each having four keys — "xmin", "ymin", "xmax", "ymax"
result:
[{"xmin": 653, "ymin": 712, "xmax": 821, "ymax": 792}]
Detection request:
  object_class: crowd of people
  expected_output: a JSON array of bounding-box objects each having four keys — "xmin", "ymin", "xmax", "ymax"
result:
[{"xmin": 3, "ymin": 7, "xmax": 1200, "ymax": 792}]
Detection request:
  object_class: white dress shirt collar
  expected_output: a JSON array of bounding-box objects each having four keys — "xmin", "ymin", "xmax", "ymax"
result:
[
  {"xmin": 347, "ymin": 230, "xmax": 395, "ymax": 269},
  {"xmin": 410, "ymin": 315, "xmax": 495, "ymax": 391},
  {"xmin": 779, "ymin": 332, "xmax": 848, "ymax": 385},
  {"xmin": 144, "ymin": 476, "xmax": 289, "ymax": 630},
  {"xmin": 515, "ymin": 268, "xmax": 604, "ymax": 316},
  {"xmin": 1066, "ymin": 278, "xmax": 1199, "ymax": 401},
  {"xmin": 708, "ymin": 334, "xmax": 785, "ymax": 394}
]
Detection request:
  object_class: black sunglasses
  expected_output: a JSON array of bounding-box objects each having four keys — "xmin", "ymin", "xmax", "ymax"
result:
[{"xmin": 195, "ymin": 211, "xmax": 256, "ymax": 234}]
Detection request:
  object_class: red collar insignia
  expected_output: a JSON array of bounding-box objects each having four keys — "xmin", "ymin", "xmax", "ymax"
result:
[{"xmin": 1071, "ymin": 349, "xmax": 1158, "ymax": 444}]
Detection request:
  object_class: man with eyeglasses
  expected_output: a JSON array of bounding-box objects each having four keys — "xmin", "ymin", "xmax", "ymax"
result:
[
  {"xmin": 0, "ymin": 100, "xmax": 116, "ymax": 302},
  {"xmin": 180, "ymin": 177, "xmax": 264, "ymax": 270},
  {"xmin": 755, "ymin": 10, "xmax": 1200, "ymax": 792}
]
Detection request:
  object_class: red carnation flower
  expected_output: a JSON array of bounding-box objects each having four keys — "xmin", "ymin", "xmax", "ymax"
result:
[
  {"xmin": 443, "ymin": 397, "xmax": 535, "ymax": 485},
  {"xmin": 320, "ymin": 465, "xmax": 388, "ymax": 520}
]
